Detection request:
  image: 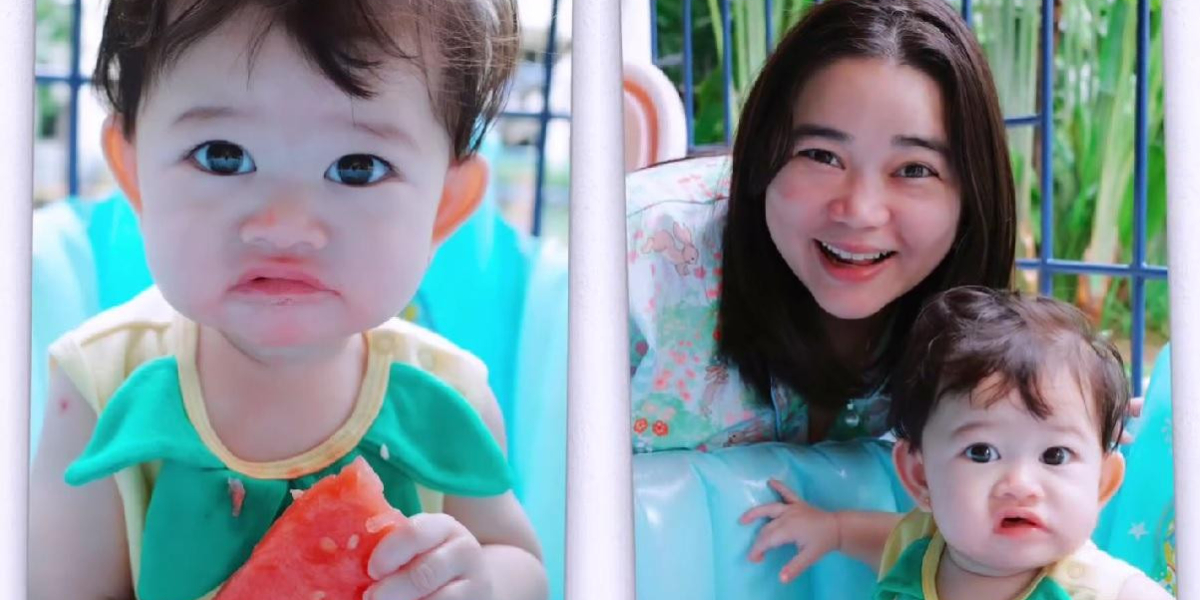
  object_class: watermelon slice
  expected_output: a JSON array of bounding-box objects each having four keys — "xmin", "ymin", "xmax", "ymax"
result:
[{"xmin": 214, "ymin": 457, "xmax": 408, "ymax": 600}]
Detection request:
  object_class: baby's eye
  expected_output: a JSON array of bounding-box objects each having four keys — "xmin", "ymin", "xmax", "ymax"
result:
[
  {"xmin": 190, "ymin": 141, "xmax": 255, "ymax": 175},
  {"xmin": 896, "ymin": 163, "xmax": 937, "ymax": 178},
  {"xmin": 964, "ymin": 443, "xmax": 999, "ymax": 463},
  {"xmin": 797, "ymin": 149, "xmax": 842, "ymax": 168},
  {"xmin": 1041, "ymin": 447, "xmax": 1072, "ymax": 466},
  {"xmin": 325, "ymin": 154, "xmax": 393, "ymax": 186}
]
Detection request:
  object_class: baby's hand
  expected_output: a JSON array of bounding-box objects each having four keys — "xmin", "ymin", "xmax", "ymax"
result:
[
  {"xmin": 740, "ymin": 479, "xmax": 840, "ymax": 584},
  {"xmin": 1119, "ymin": 396, "xmax": 1145, "ymax": 446},
  {"xmin": 366, "ymin": 513, "xmax": 492, "ymax": 600}
]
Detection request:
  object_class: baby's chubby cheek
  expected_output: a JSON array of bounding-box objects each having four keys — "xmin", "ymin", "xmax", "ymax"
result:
[{"xmin": 348, "ymin": 260, "xmax": 428, "ymax": 320}]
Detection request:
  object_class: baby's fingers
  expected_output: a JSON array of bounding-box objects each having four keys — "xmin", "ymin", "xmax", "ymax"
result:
[
  {"xmin": 1129, "ymin": 396, "xmax": 1145, "ymax": 418},
  {"xmin": 747, "ymin": 518, "xmax": 795, "ymax": 563},
  {"xmin": 366, "ymin": 535, "xmax": 479, "ymax": 600},
  {"xmin": 779, "ymin": 544, "xmax": 824, "ymax": 584},
  {"xmin": 768, "ymin": 479, "xmax": 803, "ymax": 504},
  {"xmin": 740, "ymin": 502, "xmax": 786, "ymax": 524},
  {"xmin": 368, "ymin": 513, "xmax": 458, "ymax": 580}
]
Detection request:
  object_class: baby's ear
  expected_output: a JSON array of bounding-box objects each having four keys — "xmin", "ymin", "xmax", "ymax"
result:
[
  {"xmin": 432, "ymin": 155, "xmax": 488, "ymax": 246},
  {"xmin": 102, "ymin": 115, "xmax": 143, "ymax": 213},
  {"xmin": 892, "ymin": 440, "xmax": 932, "ymax": 511},
  {"xmin": 1098, "ymin": 450, "xmax": 1126, "ymax": 506}
]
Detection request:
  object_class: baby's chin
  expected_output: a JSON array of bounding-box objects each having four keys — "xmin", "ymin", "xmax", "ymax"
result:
[
  {"xmin": 946, "ymin": 541, "xmax": 1072, "ymax": 578},
  {"xmin": 197, "ymin": 306, "xmax": 377, "ymax": 353}
]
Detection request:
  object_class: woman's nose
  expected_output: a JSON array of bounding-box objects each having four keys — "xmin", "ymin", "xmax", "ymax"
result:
[{"xmin": 828, "ymin": 174, "xmax": 890, "ymax": 229}]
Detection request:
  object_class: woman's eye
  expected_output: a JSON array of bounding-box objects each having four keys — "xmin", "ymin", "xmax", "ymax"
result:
[
  {"xmin": 897, "ymin": 163, "xmax": 936, "ymax": 178},
  {"xmin": 325, "ymin": 154, "xmax": 393, "ymax": 186},
  {"xmin": 798, "ymin": 148, "xmax": 842, "ymax": 168},
  {"xmin": 1041, "ymin": 447, "xmax": 1071, "ymax": 466},
  {"xmin": 190, "ymin": 141, "xmax": 255, "ymax": 175},
  {"xmin": 964, "ymin": 443, "xmax": 999, "ymax": 463}
]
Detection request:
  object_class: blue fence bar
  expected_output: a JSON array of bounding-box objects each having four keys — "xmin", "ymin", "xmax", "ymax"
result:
[
  {"xmin": 531, "ymin": 0, "xmax": 562, "ymax": 237},
  {"xmin": 33, "ymin": 74, "xmax": 81, "ymax": 85},
  {"xmin": 1015, "ymin": 258, "xmax": 1167, "ymax": 279},
  {"xmin": 720, "ymin": 0, "xmax": 734, "ymax": 145},
  {"xmin": 1131, "ymin": 0, "xmax": 1152, "ymax": 394},
  {"xmin": 961, "ymin": 0, "xmax": 973, "ymax": 24},
  {"xmin": 651, "ymin": 0, "xmax": 660, "ymax": 63},
  {"xmin": 494, "ymin": 110, "xmax": 572, "ymax": 121},
  {"xmin": 765, "ymin": 0, "xmax": 775, "ymax": 53},
  {"xmin": 1038, "ymin": 0, "xmax": 1055, "ymax": 297},
  {"xmin": 683, "ymin": 0, "xmax": 695, "ymax": 149},
  {"xmin": 1004, "ymin": 114, "xmax": 1041, "ymax": 127},
  {"xmin": 67, "ymin": 0, "xmax": 82, "ymax": 198}
]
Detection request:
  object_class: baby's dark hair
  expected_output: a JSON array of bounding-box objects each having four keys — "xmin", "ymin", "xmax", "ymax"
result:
[
  {"xmin": 889, "ymin": 286, "xmax": 1130, "ymax": 452},
  {"xmin": 94, "ymin": 0, "xmax": 518, "ymax": 160}
]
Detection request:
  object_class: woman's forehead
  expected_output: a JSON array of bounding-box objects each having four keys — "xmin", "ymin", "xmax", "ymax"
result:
[{"xmin": 790, "ymin": 57, "xmax": 948, "ymax": 143}]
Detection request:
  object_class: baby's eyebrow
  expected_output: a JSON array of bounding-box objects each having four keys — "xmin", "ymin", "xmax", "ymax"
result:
[
  {"xmin": 949, "ymin": 420, "xmax": 989, "ymax": 438},
  {"xmin": 170, "ymin": 105, "xmax": 419, "ymax": 150},
  {"xmin": 172, "ymin": 105, "xmax": 243, "ymax": 126},
  {"xmin": 340, "ymin": 117, "xmax": 417, "ymax": 150},
  {"xmin": 1043, "ymin": 421, "xmax": 1093, "ymax": 440}
]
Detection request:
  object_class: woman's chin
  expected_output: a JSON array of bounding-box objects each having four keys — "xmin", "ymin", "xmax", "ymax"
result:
[{"xmin": 810, "ymin": 294, "xmax": 890, "ymax": 322}]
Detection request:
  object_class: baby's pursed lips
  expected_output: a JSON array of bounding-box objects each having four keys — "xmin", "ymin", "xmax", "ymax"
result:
[
  {"xmin": 235, "ymin": 265, "xmax": 329, "ymax": 290},
  {"xmin": 994, "ymin": 508, "xmax": 1045, "ymax": 531}
]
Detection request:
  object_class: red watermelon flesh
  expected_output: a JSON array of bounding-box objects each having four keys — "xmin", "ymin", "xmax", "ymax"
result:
[{"xmin": 214, "ymin": 457, "xmax": 408, "ymax": 600}]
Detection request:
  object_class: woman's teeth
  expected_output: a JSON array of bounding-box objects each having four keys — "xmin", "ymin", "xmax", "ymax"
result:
[{"xmin": 817, "ymin": 241, "xmax": 896, "ymax": 265}]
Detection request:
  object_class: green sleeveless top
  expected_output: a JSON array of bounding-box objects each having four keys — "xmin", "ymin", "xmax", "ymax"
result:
[
  {"xmin": 875, "ymin": 511, "xmax": 1145, "ymax": 600},
  {"xmin": 52, "ymin": 287, "xmax": 510, "ymax": 600}
]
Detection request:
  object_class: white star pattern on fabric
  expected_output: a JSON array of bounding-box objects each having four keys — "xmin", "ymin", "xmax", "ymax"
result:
[{"xmin": 1129, "ymin": 522, "xmax": 1148, "ymax": 540}]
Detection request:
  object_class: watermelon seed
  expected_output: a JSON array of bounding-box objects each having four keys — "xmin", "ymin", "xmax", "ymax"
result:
[
  {"xmin": 380, "ymin": 443, "xmax": 390, "ymax": 460},
  {"xmin": 365, "ymin": 511, "xmax": 399, "ymax": 533},
  {"xmin": 290, "ymin": 489, "xmax": 305, "ymax": 500},
  {"xmin": 347, "ymin": 534, "xmax": 361, "ymax": 550},
  {"xmin": 312, "ymin": 592, "xmax": 327, "ymax": 600},
  {"xmin": 319, "ymin": 537, "xmax": 338, "ymax": 553}
]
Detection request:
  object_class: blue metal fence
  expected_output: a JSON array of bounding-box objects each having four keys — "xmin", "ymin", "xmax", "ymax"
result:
[
  {"xmin": 35, "ymin": 0, "xmax": 1165, "ymax": 394},
  {"xmin": 653, "ymin": 0, "xmax": 1165, "ymax": 396}
]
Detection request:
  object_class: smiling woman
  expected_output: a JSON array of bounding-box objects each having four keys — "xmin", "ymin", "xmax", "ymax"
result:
[
  {"xmin": 763, "ymin": 57, "xmax": 961, "ymax": 323},
  {"xmin": 628, "ymin": 0, "xmax": 1015, "ymax": 456}
]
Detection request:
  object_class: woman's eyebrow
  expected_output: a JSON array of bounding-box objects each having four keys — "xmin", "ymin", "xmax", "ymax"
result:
[
  {"xmin": 894, "ymin": 135, "xmax": 949, "ymax": 157},
  {"xmin": 790, "ymin": 125, "xmax": 949, "ymax": 158},
  {"xmin": 791, "ymin": 123, "xmax": 850, "ymax": 143}
]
